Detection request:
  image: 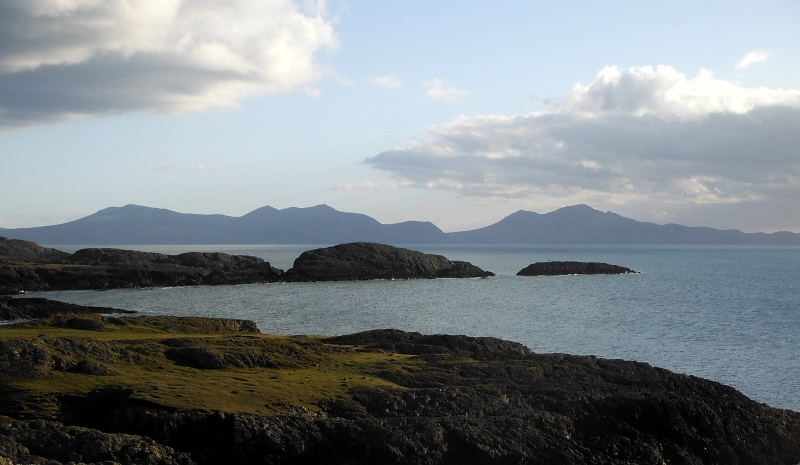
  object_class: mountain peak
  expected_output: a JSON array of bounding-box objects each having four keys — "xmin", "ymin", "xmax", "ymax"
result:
[
  {"xmin": 553, "ymin": 204, "xmax": 602, "ymax": 213},
  {"xmin": 306, "ymin": 204, "xmax": 336, "ymax": 211},
  {"xmin": 241, "ymin": 206, "xmax": 279, "ymax": 218}
]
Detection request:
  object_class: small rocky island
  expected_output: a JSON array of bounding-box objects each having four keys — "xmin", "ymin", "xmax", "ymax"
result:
[
  {"xmin": 1, "ymin": 299, "xmax": 799, "ymax": 464},
  {"xmin": 1, "ymin": 238, "xmax": 493, "ymax": 294},
  {"xmin": 283, "ymin": 242, "xmax": 494, "ymax": 281},
  {"xmin": 518, "ymin": 261, "xmax": 636, "ymax": 276}
]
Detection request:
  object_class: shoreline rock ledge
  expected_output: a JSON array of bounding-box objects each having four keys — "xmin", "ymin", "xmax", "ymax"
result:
[
  {"xmin": 518, "ymin": 261, "xmax": 636, "ymax": 276},
  {"xmin": 283, "ymin": 242, "xmax": 494, "ymax": 281}
]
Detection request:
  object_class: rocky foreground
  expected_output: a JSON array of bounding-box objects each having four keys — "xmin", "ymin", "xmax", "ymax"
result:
[
  {"xmin": 1, "ymin": 238, "xmax": 493, "ymax": 294},
  {"xmin": 1, "ymin": 300, "xmax": 799, "ymax": 465}
]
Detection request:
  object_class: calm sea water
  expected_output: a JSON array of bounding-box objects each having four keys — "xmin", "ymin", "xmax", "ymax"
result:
[{"xmin": 24, "ymin": 244, "xmax": 800, "ymax": 412}]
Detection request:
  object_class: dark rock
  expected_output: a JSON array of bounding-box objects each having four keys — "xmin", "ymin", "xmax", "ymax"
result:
[
  {"xmin": 283, "ymin": 242, "xmax": 494, "ymax": 281},
  {"xmin": 0, "ymin": 296, "xmax": 134, "ymax": 320},
  {"xmin": 0, "ymin": 237, "xmax": 69, "ymax": 263},
  {"xmin": 56, "ymin": 315, "xmax": 107, "ymax": 331},
  {"xmin": 517, "ymin": 261, "xmax": 636, "ymax": 276},
  {"xmin": 325, "ymin": 329, "xmax": 533, "ymax": 360},
  {"xmin": 0, "ymin": 237, "xmax": 284, "ymax": 294},
  {"xmin": 0, "ymin": 418, "xmax": 195, "ymax": 465},
  {"xmin": 164, "ymin": 347, "xmax": 225, "ymax": 370},
  {"xmin": 67, "ymin": 248, "xmax": 169, "ymax": 266}
]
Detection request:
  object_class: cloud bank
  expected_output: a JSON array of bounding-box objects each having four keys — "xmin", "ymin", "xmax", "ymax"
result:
[
  {"xmin": 366, "ymin": 65, "xmax": 800, "ymax": 225},
  {"xmin": 0, "ymin": 0, "xmax": 337, "ymax": 128}
]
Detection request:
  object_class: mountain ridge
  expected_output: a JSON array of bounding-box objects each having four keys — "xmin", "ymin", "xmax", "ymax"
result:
[{"xmin": 2, "ymin": 203, "xmax": 799, "ymax": 245}]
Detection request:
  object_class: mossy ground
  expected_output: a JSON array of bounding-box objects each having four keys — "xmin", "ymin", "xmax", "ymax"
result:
[{"xmin": 1, "ymin": 315, "xmax": 415, "ymax": 415}]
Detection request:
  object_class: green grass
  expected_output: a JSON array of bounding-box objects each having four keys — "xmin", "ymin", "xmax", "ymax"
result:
[{"xmin": 1, "ymin": 316, "xmax": 415, "ymax": 415}]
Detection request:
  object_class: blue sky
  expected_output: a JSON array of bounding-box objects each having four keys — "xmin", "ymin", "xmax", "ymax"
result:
[{"xmin": 1, "ymin": 0, "xmax": 799, "ymax": 233}]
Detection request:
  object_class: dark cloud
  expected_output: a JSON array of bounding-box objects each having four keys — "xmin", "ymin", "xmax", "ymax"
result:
[{"xmin": 0, "ymin": 0, "xmax": 337, "ymax": 129}]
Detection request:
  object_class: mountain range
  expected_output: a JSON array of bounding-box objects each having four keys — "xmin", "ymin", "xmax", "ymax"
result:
[{"xmin": 2, "ymin": 204, "xmax": 799, "ymax": 246}]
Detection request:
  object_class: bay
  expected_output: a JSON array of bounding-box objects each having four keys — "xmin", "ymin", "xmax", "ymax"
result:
[{"xmin": 26, "ymin": 244, "xmax": 800, "ymax": 412}]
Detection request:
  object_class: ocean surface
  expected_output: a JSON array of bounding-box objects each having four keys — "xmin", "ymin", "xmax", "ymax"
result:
[{"xmin": 23, "ymin": 244, "xmax": 800, "ymax": 412}]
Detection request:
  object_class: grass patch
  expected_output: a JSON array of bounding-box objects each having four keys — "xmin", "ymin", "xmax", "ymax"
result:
[{"xmin": 1, "ymin": 315, "xmax": 415, "ymax": 415}]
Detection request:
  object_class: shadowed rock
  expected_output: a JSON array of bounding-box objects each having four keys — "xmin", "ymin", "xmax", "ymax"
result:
[
  {"xmin": 0, "ymin": 237, "xmax": 284, "ymax": 295},
  {"xmin": 0, "ymin": 237, "xmax": 69, "ymax": 263},
  {"xmin": 518, "ymin": 261, "xmax": 636, "ymax": 276},
  {"xmin": 0, "ymin": 419, "xmax": 194, "ymax": 465},
  {"xmin": 282, "ymin": 242, "xmax": 494, "ymax": 281},
  {"xmin": 0, "ymin": 296, "xmax": 134, "ymax": 320}
]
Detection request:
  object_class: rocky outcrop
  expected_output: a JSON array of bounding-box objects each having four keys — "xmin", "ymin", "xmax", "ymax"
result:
[
  {"xmin": 1, "ymin": 239, "xmax": 495, "ymax": 293},
  {"xmin": 42, "ymin": 332, "xmax": 800, "ymax": 465},
  {"xmin": 282, "ymin": 242, "xmax": 494, "ymax": 281},
  {"xmin": 0, "ymin": 237, "xmax": 70, "ymax": 263},
  {"xmin": 518, "ymin": 261, "xmax": 636, "ymax": 276},
  {"xmin": 2, "ymin": 310, "xmax": 800, "ymax": 465},
  {"xmin": 0, "ymin": 238, "xmax": 284, "ymax": 294},
  {"xmin": 0, "ymin": 296, "xmax": 134, "ymax": 320},
  {"xmin": 0, "ymin": 418, "xmax": 194, "ymax": 465}
]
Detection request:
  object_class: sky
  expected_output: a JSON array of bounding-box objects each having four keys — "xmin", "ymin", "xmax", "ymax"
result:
[{"xmin": 1, "ymin": 0, "xmax": 799, "ymax": 233}]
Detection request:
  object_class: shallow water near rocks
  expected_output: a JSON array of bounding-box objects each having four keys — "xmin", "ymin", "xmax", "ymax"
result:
[{"xmin": 24, "ymin": 244, "xmax": 800, "ymax": 412}]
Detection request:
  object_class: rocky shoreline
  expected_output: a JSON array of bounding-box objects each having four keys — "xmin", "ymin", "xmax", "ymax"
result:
[
  {"xmin": 1, "ymin": 238, "xmax": 493, "ymax": 295},
  {"xmin": 1, "ymin": 299, "xmax": 799, "ymax": 465}
]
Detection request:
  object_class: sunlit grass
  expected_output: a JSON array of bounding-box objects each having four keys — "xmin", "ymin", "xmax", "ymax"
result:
[{"xmin": 1, "ymin": 315, "xmax": 415, "ymax": 415}]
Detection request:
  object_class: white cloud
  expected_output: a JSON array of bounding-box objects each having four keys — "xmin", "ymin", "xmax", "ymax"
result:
[
  {"xmin": 366, "ymin": 65, "xmax": 800, "ymax": 222},
  {"xmin": 736, "ymin": 49, "xmax": 771, "ymax": 69},
  {"xmin": 423, "ymin": 78, "xmax": 467, "ymax": 103},
  {"xmin": 0, "ymin": 0, "xmax": 338, "ymax": 128},
  {"xmin": 557, "ymin": 65, "xmax": 799, "ymax": 119},
  {"xmin": 334, "ymin": 181, "xmax": 381, "ymax": 191},
  {"xmin": 372, "ymin": 74, "xmax": 402, "ymax": 89}
]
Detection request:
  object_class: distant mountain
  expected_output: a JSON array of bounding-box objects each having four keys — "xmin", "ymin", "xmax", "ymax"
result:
[
  {"xmin": 1, "ymin": 204, "xmax": 445, "ymax": 245},
  {"xmin": 447, "ymin": 204, "xmax": 800, "ymax": 245},
  {"xmin": 2, "ymin": 204, "xmax": 798, "ymax": 245}
]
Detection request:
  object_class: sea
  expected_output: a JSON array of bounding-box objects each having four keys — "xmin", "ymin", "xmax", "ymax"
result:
[{"xmin": 20, "ymin": 244, "xmax": 800, "ymax": 413}]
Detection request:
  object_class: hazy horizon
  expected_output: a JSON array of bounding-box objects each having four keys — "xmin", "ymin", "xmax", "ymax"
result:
[{"xmin": 4, "ymin": 202, "xmax": 800, "ymax": 237}]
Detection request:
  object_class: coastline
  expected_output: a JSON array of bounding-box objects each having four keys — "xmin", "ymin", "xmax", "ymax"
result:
[{"xmin": 1, "ymin": 300, "xmax": 799, "ymax": 464}]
